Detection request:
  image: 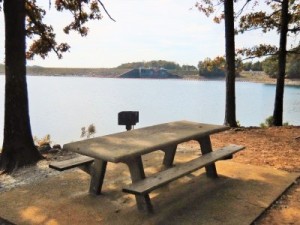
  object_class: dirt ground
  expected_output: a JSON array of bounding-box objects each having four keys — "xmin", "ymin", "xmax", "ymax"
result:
[
  {"xmin": 204, "ymin": 126, "xmax": 300, "ymax": 225},
  {"xmin": 39, "ymin": 126, "xmax": 300, "ymax": 225},
  {"xmin": 1, "ymin": 126, "xmax": 299, "ymax": 225},
  {"xmin": 41, "ymin": 125, "xmax": 300, "ymax": 225}
]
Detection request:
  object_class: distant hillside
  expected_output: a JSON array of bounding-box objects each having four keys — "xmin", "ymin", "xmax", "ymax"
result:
[
  {"xmin": 26, "ymin": 66, "xmax": 129, "ymax": 77},
  {"xmin": 0, "ymin": 59, "xmax": 199, "ymax": 77},
  {"xmin": 0, "ymin": 61, "xmax": 199, "ymax": 79},
  {"xmin": 0, "ymin": 64, "xmax": 129, "ymax": 77},
  {"xmin": 0, "ymin": 64, "xmax": 199, "ymax": 78}
]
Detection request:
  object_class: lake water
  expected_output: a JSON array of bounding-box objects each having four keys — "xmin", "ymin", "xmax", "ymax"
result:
[{"xmin": 0, "ymin": 76, "xmax": 299, "ymax": 145}]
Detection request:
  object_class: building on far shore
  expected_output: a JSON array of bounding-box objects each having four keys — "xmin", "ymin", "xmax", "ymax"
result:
[{"xmin": 119, "ymin": 67, "xmax": 181, "ymax": 79}]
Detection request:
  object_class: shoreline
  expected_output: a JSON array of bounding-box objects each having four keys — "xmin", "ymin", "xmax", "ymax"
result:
[
  {"xmin": 1, "ymin": 73, "xmax": 299, "ymax": 86},
  {"xmin": 0, "ymin": 74, "xmax": 300, "ymax": 86}
]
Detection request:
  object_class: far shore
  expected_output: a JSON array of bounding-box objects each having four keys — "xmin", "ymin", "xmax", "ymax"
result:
[{"xmin": 1, "ymin": 71, "xmax": 300, "ymax": 86}]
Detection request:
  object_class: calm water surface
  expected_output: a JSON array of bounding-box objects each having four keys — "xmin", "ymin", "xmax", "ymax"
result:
[{"xmin": 0, "ymin": 76, "xmax": 299, "ymax": 145}]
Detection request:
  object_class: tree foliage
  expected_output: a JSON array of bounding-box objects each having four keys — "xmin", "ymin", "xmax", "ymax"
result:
[
  {"xmin": 261, "ymin": 56, "xmax": 278, "ymax": 77},
  {"xmin": 287, "ymin": 52, "xmax": 300, "ymax": 78},
  {"xmin": 198, "ymin": 56, "xmax": 244, "ymax": 77},
  {"xmin": 237, "ymin": 0, "xmax": 300, "ymax": 58},
  {"xmin": 262, "ymin": 46, "xmax": 300, "ymax": 78},
  {"xmin": 117, "ymin": 60, "xmax": 182, "ymax": 70},
  {"xmin": 1, "ymin": 0, "xmax": 114, "ymax": 60},
  {"xmin": 198, "ymin": 56, "xmax": 226, "ymax": 77},
  {"xmin": 181, "ymin": 64, "xmax": 198, "ymax": 71},
  {"xmin": 242, "ymin": 61, "xmax": 263, "ymax": 71}
]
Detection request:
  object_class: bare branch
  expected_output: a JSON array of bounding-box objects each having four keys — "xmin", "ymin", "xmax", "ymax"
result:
[
  {"xmin": 235, "ymin": 0, "xmax": 251, "ymax": 18},
  {"xmin": 288, "ymin": 27, "xmax": 300, "ymax": 33},
  {"xmin": 97, "ymin": 0, "xmax": 116, "ymax": 22}
]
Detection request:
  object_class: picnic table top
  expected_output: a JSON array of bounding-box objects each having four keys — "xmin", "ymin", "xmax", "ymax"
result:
[{"xmin": 63, "ymin": 120, "xmax": 229, "ymax": 163}]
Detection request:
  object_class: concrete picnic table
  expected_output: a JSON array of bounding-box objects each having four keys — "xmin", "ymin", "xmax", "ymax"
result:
[{"xmin": 63, "ymin": 120, "xmax": 235, "ymax": 212}]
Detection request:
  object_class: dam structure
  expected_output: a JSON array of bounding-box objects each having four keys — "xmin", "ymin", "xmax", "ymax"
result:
[{"xmin": 119, "ymin": 67, "xmax": 181, "ymax": 79}]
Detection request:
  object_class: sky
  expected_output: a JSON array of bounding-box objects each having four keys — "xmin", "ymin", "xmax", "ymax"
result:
[{"xmin": 0, "ymin": 0, "xmax": 296, "ymax": 68}]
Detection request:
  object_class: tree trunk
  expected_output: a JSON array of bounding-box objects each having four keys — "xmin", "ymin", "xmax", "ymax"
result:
[
  {"xmin": 0, "ymin": 0, "xmax": 43, "ymax": 173},
  {"xmin": 272, "ymin": 0, "xmax": 289, "ymax": 126},
  {"xmin": 224, "ymin": 0, "xmax": 238, "ymax": 127}
]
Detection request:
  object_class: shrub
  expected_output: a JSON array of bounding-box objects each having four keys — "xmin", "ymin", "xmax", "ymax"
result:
[
  {"xmin": 260, "ymin": 116, "xmax": 289, "ymax": 127},
  {"xmin": 81, "ymin": 124, "xmax": 96, "ymax": 139},
  {"xmin": 34, "ymin": 134, "xmax": 52, "ymax": 146}
]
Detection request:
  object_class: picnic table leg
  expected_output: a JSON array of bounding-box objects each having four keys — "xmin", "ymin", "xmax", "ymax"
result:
[
  {"xmin": 162, "ymin": 145, "xmax": 177, "ymax": 168},
  {"xmin": 125, "ymin": 156, "xmax": 154, "ymax": 213},
  {"xmin": 89, "ymin": 159, "xmax": 107, "ymax": 195},
  {"xmin": 197, "ymin": 136, "xmax": 218, "ymax": 178}
]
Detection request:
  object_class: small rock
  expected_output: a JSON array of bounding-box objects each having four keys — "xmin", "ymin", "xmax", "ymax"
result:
[
  {"xmin": 233, "ymin": 127, "xmax": 245, "ymax": 132},
  {"xmin": 53, "ymin": 144, "xmax": 62, "ymax": 149}
]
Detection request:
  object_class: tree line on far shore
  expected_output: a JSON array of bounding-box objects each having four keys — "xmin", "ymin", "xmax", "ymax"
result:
[
  {"xmin": 116, "ymin": 53, "xmax": 300, "ymax": 79},
  {"xmin": 1, "ymin": 53, "xmax": 299, "ymax": 79},
  {"xmin": 1, "ymin": 54, "xmax": 299, "ymax": 79},
  {"xmin": 198, "ymin": 49, "xmax": 300, "ymax": 79}
]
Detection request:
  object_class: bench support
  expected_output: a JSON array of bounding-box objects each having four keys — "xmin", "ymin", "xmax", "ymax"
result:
[
  {"xmin": 162, "ymin": 145, "xmax": 177, "ymax": 168},
  {"xmin": 123, "ymin": 144, "xmax": 245, "ymax": 213},
  {"xmin": 125, "ymin": 156, "xmax": 154, "ymax": 213},
  {"xmin": 89, "ymin": 159, "xmax": 107, "ymax": 195},
  {"xmin": 197, "ymin": 136, "xmax": 218, "ymax": 178}
]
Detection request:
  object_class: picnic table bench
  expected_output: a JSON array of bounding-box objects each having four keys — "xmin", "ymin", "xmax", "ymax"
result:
[{"xmin": 49, "ymin": 120, "xmax": 244, "ymax": 213}]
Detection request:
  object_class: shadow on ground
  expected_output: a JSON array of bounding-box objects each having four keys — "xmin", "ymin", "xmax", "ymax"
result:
[{"xmin": 0, "ymin": 151, "xmax": 298, "ymax": 225}]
